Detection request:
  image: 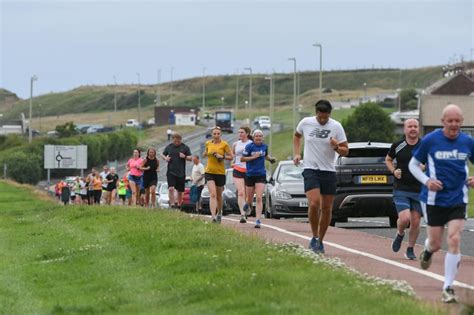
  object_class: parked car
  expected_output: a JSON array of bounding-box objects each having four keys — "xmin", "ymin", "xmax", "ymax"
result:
[
  {"xmin": 332, "ymin": 142, "xmax": 397, "ymax": 227},
  {"xmin": 200, "ymin": 170, "xmax": 241, "ymax": 215},
  {"xmin": 126, "ymin": 119, "xmax": 139, "ymax": 128},
  {"xmin": 156, "ymin": 182, "xmax": 170, "ymax": 208},
  {"xmin": 254, "ymin": 116, "xmax": 271, "ymax": 130},
  {"xmin": 265, "ymin": 160, "xmax": 308, "ymax": 219},
  {"xmin": 180, "ymin": 177, "xmax": 194, "ymax": 211}
]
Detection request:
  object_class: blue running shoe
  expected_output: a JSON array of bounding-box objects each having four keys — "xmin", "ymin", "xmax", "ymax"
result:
[
  {"xmin": 309, "ymin": 237, "xmax": 320, "ymax": 253},
  {"xmin": 243, "ymin": 203, "xmax": 251, "ymax": 216},
  {"xmin": 255, "ymin": 219, "xmax": 261, "ymax": 228},
  {"xmin": 391, "ymin": 233, "xmax": 404, "ymax": 252},
  {"xmin": 319, "ymin": 240, "xmax": 325, "ymax": 254}
]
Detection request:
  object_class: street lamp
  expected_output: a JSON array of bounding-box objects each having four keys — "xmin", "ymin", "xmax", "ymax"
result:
[
  {"xmin": 235, "ymin": 70, "xmax": 239, "ymax": 111},
  {"xmin": 244, "ymin": 100, "xmax": 249, "ymax": 124},
  {"xmin": 288, "ymin": 57, "xmax": 297, "ymax": 132},
  {"xmin": 170, "ymin": 67, "xmax": 174, "ymax": 107},
  {"xmin": 363, "ymin": 82, "xmax": 367, "ymax": 101},
  {"xmin": 264, "ymin": 74, "xmax": 274, "ymax": 159},
  {"xmin": 136, "ymin": 73, "xmax": 142, "ymax": 123},
  {"xmin": 156, "ymin": 69, "xmax": 161, "ymax": 106},
  {"xmin": 38, "ymin": 103, "xmax": 42, "ymax": 132},
  {"xmin": 220, "ymin": 96, "xmax": 225, "ymax": 110},
  {"xmin": 113, "ymin": 75, "xmax": 117, "ymax": 113},
  {"xmin": 29, "ymin": 75, "xmax": 38, "ymax": 143},
  {"xmin": 202, "ymin": 67, "xmax": 206, "ymax": 112},
  {"xmin": 312, "ymin": 43, "xmax": 323, "ymax": 100},
  {"xmin": 244, "ymin": 67, "xmax": 252, "ymax": 119}
]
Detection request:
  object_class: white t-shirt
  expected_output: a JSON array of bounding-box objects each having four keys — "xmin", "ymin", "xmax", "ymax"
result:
[
  {"xmin": 191, "ymin": 163, "xmax": 205, "ymax": 186},
  {"xmin": 296, "ymin": 116, "xmax": 347, "ymax": 172},
  {"xmin": 233, "ymin": 139, "xmax": 252, "ymax": 171}
]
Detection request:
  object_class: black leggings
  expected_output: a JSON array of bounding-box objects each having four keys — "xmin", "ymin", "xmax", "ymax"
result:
[{"xmin": 93, "ymin": 190, "xmax": 102, "ymax": 204}]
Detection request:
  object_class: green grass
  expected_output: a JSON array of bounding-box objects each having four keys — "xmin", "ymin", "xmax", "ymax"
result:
[{"xmin": 0, "ymin": 181, "xmax": 443, "ymax": 314}]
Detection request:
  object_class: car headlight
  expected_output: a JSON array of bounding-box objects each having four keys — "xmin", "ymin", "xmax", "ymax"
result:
[{"xmin": 274, "ymin": 190, "xmax": 291, "ymax": 200}]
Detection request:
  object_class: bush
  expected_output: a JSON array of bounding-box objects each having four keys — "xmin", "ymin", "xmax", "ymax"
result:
[
  {"xmin": 3, "ymin": 151, "xmax": 42, "ymax": 184},
  {"xmin": 343, "ymin": 103, "xmax": 395, "ymax": 142}
]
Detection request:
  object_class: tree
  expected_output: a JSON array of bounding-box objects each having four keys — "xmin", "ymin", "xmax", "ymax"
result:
[
  {"xmin": 399, "ymin": 88, "xmax": 418, "ymax": 111},
  {"xmin": 3, "ymin": 151, "xmax": 42, "ymax": 184},
  {"xmin": 342, "ymin": 103, "xmax": 395, "ymax": 142},
  {"xmin": 55, "ymin": 121, "xmax": 78, "ymax": 138}
]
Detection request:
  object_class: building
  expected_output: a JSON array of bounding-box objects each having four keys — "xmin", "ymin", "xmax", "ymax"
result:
[{"xmin": 154, "ymin": 106, "xmax": 200, "ymax": 126}]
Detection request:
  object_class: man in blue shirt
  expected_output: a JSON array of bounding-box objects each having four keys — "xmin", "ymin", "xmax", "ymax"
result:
[{"xmin": 409, "ymin": 104, "xmax": 474, "ymax": 303}]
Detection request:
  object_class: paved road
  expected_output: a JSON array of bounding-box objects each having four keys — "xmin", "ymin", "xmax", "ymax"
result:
[{"xmin": 281, "ymin": 216, "xmax": 474, "ymax": 257}]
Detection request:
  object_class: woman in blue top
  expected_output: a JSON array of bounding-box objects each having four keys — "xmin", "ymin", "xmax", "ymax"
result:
[{"xmin": 241, "ymin": 129, "xmax": 276, "ymax": 228}]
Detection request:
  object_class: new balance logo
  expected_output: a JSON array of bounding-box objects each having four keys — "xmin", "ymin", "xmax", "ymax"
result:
[{"xmin": 309, "ymin": 128, "xmax": 331, "ymax": 138}]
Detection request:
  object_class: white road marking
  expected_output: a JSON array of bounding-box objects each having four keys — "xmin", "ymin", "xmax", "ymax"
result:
[
  {"xmin": 222, "ymin": 217, "xmax": 474, "ymax": 291},
  {"xmin": 348, "ymin": 218, "xmax": 474, "ymax": 233}
]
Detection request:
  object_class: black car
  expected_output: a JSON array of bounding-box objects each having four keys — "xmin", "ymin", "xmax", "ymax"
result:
[{"xmin": 332, "ymin": 142, "xmax": 397, "ymax": 227}]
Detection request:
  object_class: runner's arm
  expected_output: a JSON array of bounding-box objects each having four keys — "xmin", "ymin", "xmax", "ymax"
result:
[{"xmin": 408, "ymin": 157, "xmax": 429, "ymax": 185}]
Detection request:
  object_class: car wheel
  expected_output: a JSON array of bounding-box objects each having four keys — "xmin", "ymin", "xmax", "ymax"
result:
[{"xmin": 389, "ymin": 215, "xmax": 398, "ymax": 228}]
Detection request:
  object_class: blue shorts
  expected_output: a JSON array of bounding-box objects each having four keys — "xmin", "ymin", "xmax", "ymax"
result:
[
  {"xmin": 393, "ymin": 190, "xmax": 422, "ymax": 215},
  {"xmin": 302, "ymin": 169, "xmax": 337, "ymax": 195},
  {"xmin": 128, "ymin": 174, "xmax": 142, "ymax": 186}
]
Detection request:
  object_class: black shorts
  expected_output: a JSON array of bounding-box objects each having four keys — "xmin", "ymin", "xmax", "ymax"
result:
[
  {"xmin": 80, "ymin": 194, "xmax": 88, "ymax": 201},
  {"xmin": 423, "ymin": 204, "xmax": 467, "ymax": 227},
  {"xmin": 143, "ymin": 178, "xmax": 158, "ymax": 189},
  {"xmin": 245, "ymin": 175, "xmax": 266, "ymax": 187},
  {"xmin": 205, "ymin": 173, "xmax": 226, "ymax": 187},
  {"xmin": 70, "ymin": 195, "xmax": 76, "ymax": 201},
  {"xmin": 302, "ymin": 169, "xmax": 337, "ymax": 195},
  {"xmin": 233, "ymin": 169, "xmax": 246, "ymax": 179},
  {"xmin": 167, "ymin": 174, "xmax": 185, "ymax": 192},
  {"xmin": 119, "ymin": 194, "xmax": 126, "ymax": 201}
]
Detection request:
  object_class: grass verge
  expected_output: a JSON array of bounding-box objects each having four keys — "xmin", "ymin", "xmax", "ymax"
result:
[{"xmin": 0, "ymin": 181, "xmax": 444, "ymax": 314}]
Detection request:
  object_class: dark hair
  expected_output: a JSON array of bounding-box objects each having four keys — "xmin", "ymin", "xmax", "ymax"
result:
[
  {"xmin": 239, "ymin": 126, "xmax": 252, "ymax": 141},
  {"xmin": 146, "ymin": 148, "xmax": 156, "ymax": 159},
  {"xmin": 315, "ymin": 99, "xmax": 332, "ymax": 113},
  {"xmin": 133, "ymin": 148, "xmax": 141, "ymax": 156}
]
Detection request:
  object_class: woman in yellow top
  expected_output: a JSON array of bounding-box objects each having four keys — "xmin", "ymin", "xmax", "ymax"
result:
[{"xmin": 203, "ymin": 126, "xmax": 233, "ymax": 223}]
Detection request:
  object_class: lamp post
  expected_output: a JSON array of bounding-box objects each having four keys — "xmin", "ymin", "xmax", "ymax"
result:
[
  {"xmin": 170, "ymin": 67, "xmax": 174, "ymax": 107},
  {"xmin": 363, "ymin": 82, "xmax": 367, "ymax": 101},
  {"xmin": 244, "ymin": 100, "xmax": 249, "ymax": 123},
  {"xmin": 220, "ymin": 96, "xmax": 225, "ymax": 110},
  {"xmin": 156, "ymin": 69, "xmax": 161, "ymax": 106},
  {"xmin": 113, "ymin": 75, "xmax": 117, "ymax": 113},
  {"xmin": 202, "ymin": 67, "xmax": 206, "ymax": 112},
  {"xmin": 312, "ymin": 43, "xmax": 322, "ymax": 100},
  {"xmin": 136, "ymin": 73, "xmax": 142, "ymax": 123},
  {"xmin": 288, "ymin": 58, "xmax": 297, "ymax": 132},
  {"xmin": 235, "ymin": 70, "xmax": 239, "ymax": 111},
  {"xmin": 38, "ymin": 103, "xmax": 42, "ymax": 132},
  {"xmin": 244, "ymin": 67, "xmax": 252, "ymax": 119},
  {"xmin": 29, "ymin": 75, "xmax": 38, "ymax": 143},
  {"xmin": 264, "ymin": 74, "xmax": 274, "ymax": 159}
]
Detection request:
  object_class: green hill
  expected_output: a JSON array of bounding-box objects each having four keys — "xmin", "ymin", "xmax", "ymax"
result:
[
  {"xmin": 0, "ymin": 88, "xmax": 21, "ymax": 115},
  {"xmin": 2, "ymin": 66, "xmax": 443, "ymax": 120}
]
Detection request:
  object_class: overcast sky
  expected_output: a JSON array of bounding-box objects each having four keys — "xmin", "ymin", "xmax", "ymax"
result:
[{"xmin": 1, "ymin": 0, "xmax": 473, "ymax": 98}]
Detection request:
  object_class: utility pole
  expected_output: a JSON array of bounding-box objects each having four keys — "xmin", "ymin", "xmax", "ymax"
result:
[
  {"xmin": 113, "ymin": 75, "xmax": 117, "ymax": 112},
  {"xmin": 156, "ymin": 69, "xmax": 161, "ymax": 106},
  {"xmin": 244, "ymin": 67, "xmax": 252, "ymax": 121},
  {"xmin": 202, "ymin": 67, "xmax": 206, "ymax": 112},
  {"xmin": 313, "ymin": 43, "xmax": 323, "ymax": 100},
  {"xmin": 136, "ymin": 73, "xmax": 141, "ymax": 123},
  {"xmin": 288, "ymin": 58, "xmax": 297, "ymax": 132},
  {"xmin": 235, "ymin": 70, "xmax": 239, "ymax": 111},
  {"xmin": 29, "ymin": 75, "xmax": 38, "ymax": 144},
  {"xmin": 170, "ymin": 67, "xmax": 174, "ymax": 107}
]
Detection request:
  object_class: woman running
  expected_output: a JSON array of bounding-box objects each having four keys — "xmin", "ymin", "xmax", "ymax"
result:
[
  {"xmin": 232, "ymin": 126, "xmax": 253, "ymax": 223},
  {"xmin": 105, "ymin": 167, "xmax": 119, "ymax": 205},
  {"xmin": 241, "ymin": 129, "xmax": 276, "ymax": 228},
  {"xmin": 127, "ymin": 148, "xmax": 144, "ymax": 206},
  {"xmin": 203, "ymin": 126, "xmax": 233, "ymax": 223},
  {"xmin": 142, "ymin": 148, "xmax": 159, "ymax": 208}
]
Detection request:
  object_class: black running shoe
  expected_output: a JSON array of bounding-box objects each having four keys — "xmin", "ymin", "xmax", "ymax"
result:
[
  {"xmin": 419, "ymin": 249, "xmax": 433, "ymax": 270},
  {"xmin": 391, "ymin": 233, "xmax": 404, "ymax": 252}
]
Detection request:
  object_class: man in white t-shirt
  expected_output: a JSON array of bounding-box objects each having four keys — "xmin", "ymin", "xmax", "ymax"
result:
[
  {"xmin": 293, "ymin": 100, "xmax": 348, "ymax": 254},
  {"xmin": 191, "ymin": 155, "xmax": 206, "ymax": 213},
  {"xmin": 99, "ymin": 165, "xmax": 110, "ymax": 204}
]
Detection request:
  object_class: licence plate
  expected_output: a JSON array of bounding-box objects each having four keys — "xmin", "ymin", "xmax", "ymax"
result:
[
  {"xmin": 360, "ymin": 175, "xmax": 387, "ymax": 184},
  {"xmin": 299, "ymin": 201, "xmax": 308, "ymax": 207}
]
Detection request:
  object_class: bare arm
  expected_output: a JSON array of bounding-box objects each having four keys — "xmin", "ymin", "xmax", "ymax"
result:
[{"xmin": 293, "ymin": 132, "xmax": 302, "ymax": 165}]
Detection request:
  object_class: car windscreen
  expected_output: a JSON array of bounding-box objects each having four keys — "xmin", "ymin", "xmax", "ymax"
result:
[
  {"xmin": 216, "ymin": 113, "xmax": 231, "ymax": 120},
  {"xmin": 277, "ymin": 164, "xmax": 303, "ymax": 182},
  {"xmin": 338, "ymin": 148, "xmax": 389, "ymax": 165}
]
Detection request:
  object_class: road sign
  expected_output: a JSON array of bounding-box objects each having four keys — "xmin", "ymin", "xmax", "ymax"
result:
[{"xmin": 44, "ymin": 145, "xmax": 87, "ymax": 169}]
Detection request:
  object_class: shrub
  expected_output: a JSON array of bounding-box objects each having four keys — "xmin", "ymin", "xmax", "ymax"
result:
[{"xmin": 3, "ymin": 151, "xmax": 42, "ymax": 184}]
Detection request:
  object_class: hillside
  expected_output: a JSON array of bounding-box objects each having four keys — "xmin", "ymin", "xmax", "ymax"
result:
[
  {"xmin": 0, "ymin": 88, "xmax": 21, "ymax": 115},
  {"xmin": 2, "ymin": 66, "xmax": 443, "ymax": 121}
]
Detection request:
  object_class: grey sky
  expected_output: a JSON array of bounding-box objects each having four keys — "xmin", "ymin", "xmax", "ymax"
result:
[{"xmin": 1, "ymin": 0, "xmax": 472, "ymax": 98}]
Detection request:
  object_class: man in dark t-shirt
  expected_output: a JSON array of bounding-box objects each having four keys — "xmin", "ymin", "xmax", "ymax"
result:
[
  {"xmin": 161, "ymin": 133, "xmax": 192, "ymax": 208},
  {"xmin": 385, "ymin": 119, "xmax": 422, "ymax": 260}
]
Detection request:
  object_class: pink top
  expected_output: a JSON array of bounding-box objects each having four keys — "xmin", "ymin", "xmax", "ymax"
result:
[{"xmin": 127, "ymin": 158, "xmax": 144, "ymax": 177}]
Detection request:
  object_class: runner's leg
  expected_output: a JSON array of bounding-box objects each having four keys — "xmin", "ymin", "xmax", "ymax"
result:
[
  {"xmin": 319, "ymin": 194, "xmax": 335, "ymax": 241},
  {"xmin": 305, "ymin": 188, "xmax": 321, "ymax": 238}
]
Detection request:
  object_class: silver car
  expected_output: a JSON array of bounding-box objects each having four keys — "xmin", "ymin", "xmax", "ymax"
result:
[
  {"xmin": 266, "ymin": 160, "xmax": 308, "ymax": 219},
  {"xmin": 156, "ymin": 181, "xmax": 170, "ymax": 209}
]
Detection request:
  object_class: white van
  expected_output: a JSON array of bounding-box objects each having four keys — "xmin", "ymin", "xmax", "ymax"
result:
[{"xmin": 126, "ymin": 119, "xmax": 139, "ymax": 127}]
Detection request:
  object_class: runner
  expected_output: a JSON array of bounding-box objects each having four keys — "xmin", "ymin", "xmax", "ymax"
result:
[
  {"xmin": 385, "ymin": 119, "xmax": 422, "ymax": 260},
  {"xmin": 104, "ymin": 167, "xmax": 119, "ymax": 205},
  {"xmin": 142, "ymin": 148, "xmax": 159, "ymax": 208},
  {"xmin": 117, "ymin": 178, "xmax": 127, "ymax": 205},
  {"xmin": 232, "ymin": 126, "xmax": 253, "ymax": 223},
  {"xmin": 73, "ymin": 177, "xmax": 82, "ymax": 205},
  {"xmin": 191, "ymin": 155, "xmax": 205, "ymax": 213},
  {"xmin": 203, "ymin": 126, "xmax": 233, "ymax": 223},
  {"xmin": 161, "ymin": 133, "xmax": 192, "ymax": 208},
  {"xmin": 293, "ymin": 99, "xmax": 348, "ymax": 254},
  {"xmin": 85, "ymin": 168, "xmax": 98, "ymax": 205},
  {"xmin": 99, "ymin": 165, "xmax": 110, "ymax": 203},
  {"xmin": 409, "ymin": 104, "xmax": 474, "ymax": 303},
  {"xmin": 241, "ymin": 129, "xmax": 276, "ymax": 228},
  {"xmin": 92, "ymin": 172, "xmax": 103, "ymax": 204},
  {"xmin": 79, "ymin": 177, "xmax": 88, "ymax": 204},
  {"xmin": 127, "ymin": 149, "xmax": 144, "ymax": 206}
]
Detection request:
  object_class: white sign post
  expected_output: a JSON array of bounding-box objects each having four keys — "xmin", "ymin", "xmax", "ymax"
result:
[{"xmin": 44, "ymin": 145, "xmax": 87, "ymax": 189}]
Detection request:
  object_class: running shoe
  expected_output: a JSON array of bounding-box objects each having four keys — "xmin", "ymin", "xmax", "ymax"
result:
[
  {"xmin": 308, "ymin": 237, "xmax": 320, "ymax": 254},
  {"xmin": 211, "ymin": 218, "xmax": 217, "ymax": 223},
  {"xmin": 404, "ymin": 247, "xmax": 416, "ymax": 260},
  {"xmin": 419, "ymin": 248, "xmax": 433, "ymax": 270},
  {"xmin": 216, "ymin": 214, "xmax": 222, "ymax": 224},
  {"xmin": 239, "ymin": 215, "xmax": 247, "ymax": 224},
  {"xmin": 441, "ymin": 286, "xmax": 458, "ymax": 303},
  {"xmin": 243, "ymin": 203, "xmax": 251, "ymax": 216},
  {"xmin": 319, "ymin": 240, "xmax": 325, "ymax": 254},
  {"xmin": 391, "ymin": 233, "xmax": 404, "ymax": 252},
  {"xmin": 255, "ymin": 219, "xmax": 261, "ymax": 229}
]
